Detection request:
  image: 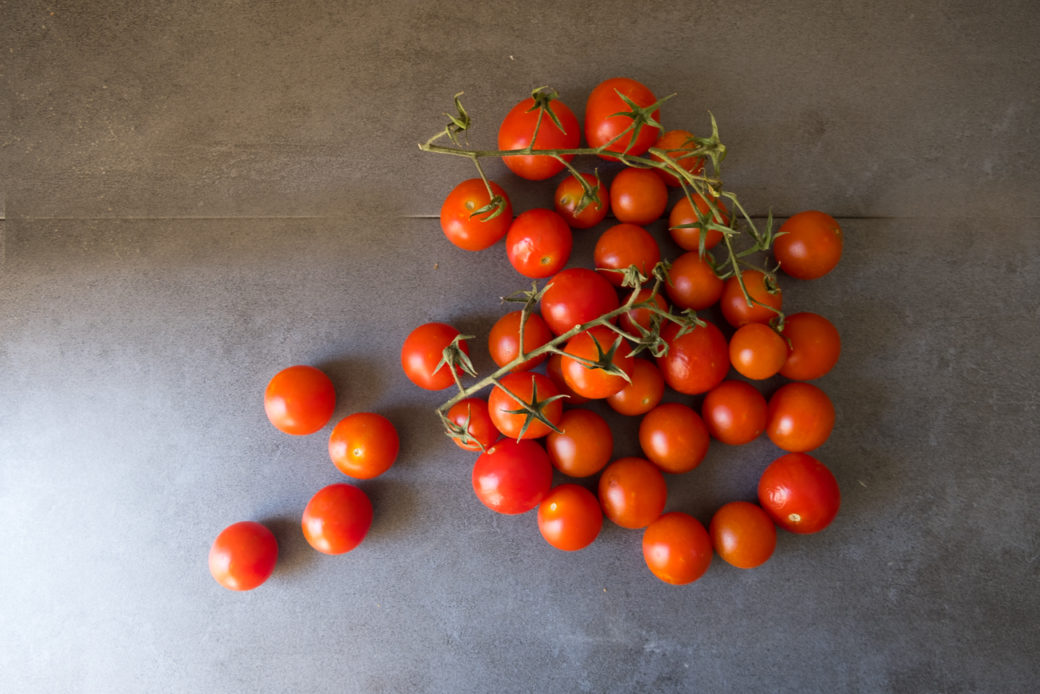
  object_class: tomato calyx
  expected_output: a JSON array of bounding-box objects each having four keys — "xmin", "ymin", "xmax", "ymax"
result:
[
  {"xmin": 490, "ymin": 374, "xmax": 568, "ymax": 440},
  {"xmin": 435, "ymin": 333, "xmax": 479, "ymax": 391},
  {"xmin": 600, "ymin": 89, "xmax": 673, "ymax": 159}
]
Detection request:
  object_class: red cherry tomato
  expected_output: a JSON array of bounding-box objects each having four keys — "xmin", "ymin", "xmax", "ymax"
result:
[
  {"xmin": 606, "ymin": 358, "xmax": 665, "ymax": 416},
  {"xmin": 774, "ymin": 210, "xmax": 843, "ymax": 279},
  {"xmin": 598, "ymin": 457, "xmax": 667, "ymax": 529},
  {"xmin": 537, "ymin": 484, "xmax": 603, "ymax": 551},
  {"xmin": 618, "ymin": 288, "xmax": 669, "ymax": 335},
  {"xmin": 701, "ymin": 380, "xmax": 768, "ymax": 446},
  {"xmin": 301, "ymin": 483, "xmax": 373, "ymax": 555},
  {"xmin": 545, "ymin": 353, "xmax": 590, "ymax": 405},
  {"xmin": 609, "ymin": 168, "xmax": 669, "ymax": 225},
  {"xmin": 560, "ymin": 326, "xmax": 636, "ymax": 399},
  {"xmin": 400, "ymin": 322, "xmax": 470, "ymax": 391},
  {"xmin": 758, "ymin": 452, "xmax": 841, "ymax": 534},
  {"xmin": 208, "ymin": 521, "xmax": 278, "ymax": 591},
  {"xmin": 472, "ymin": 439, "xmax": 553, "ymax": 514},
  {"xmin": 487, "ymin": 372, "xmax": 563, "ymax": 440},
  {"xmin": 488, "ymin": 310, "xmax": 554, "ymax": 372},
  {"xmin": 505, "ymin": 208, "xmax": 573, "ymax": 278},
  {"xmin": 498, "ymin": 93, "xmax": 580, "ymax": 181},
  {"xmin": 649, "ymin": 129, "xmax": 705, "ymax": 187},
  {"xmin": 719, "ymin": 269, "xmax": 783, "ymax": 328},
  {"xmin": 665, "ymin": 250, "xmax": 724, "ymax": 310},
  {"xmin": 594, "ymin": 222, "xmax": 661, "ymax": 287},
  {"xmin": 585, "ymin": 77, "xmax": 662, "ymax": 158},
  {"xmin": 729, "ymin": 323, "xmax": 788, "ymax": 380},
  {"xmin": 328, "ymin": 412, "xmax": 400, "ymax": 479},
  {"xmin": 638, "ymin": 402, "xmax": 710, "ymax": 474},
  {"xmin": 709, "ymin": 501, "xmax": 777, "ymax": 569},
  {"xmin": 445, "ymin": 398, "xmax": 498, "ymax": 452},
  {"xmin": 656, "ymin": 320, "xmax": 730, "ymax": 395},
  {"xmin": 264, "ymin": 365, "xmax": 336, "ymax": 436},
  {"xmin": 668, "ymin": 193, "xmax": 727, "ymax": 252},
  {"xmin": 439, "ymin": 178, "xmax": 513, "ymax": 251},
  {"xmin": 540, "ymin": 268, "xmax": 621, "ymax": 336},
  {"xmin": 766, "ymin": 382, "xmax": 835, "ymax": 452},
  {"xmin": 779, "ymin": 312, "xmax": 841, "ymax": 381},
  {"xmin": 544, "ymin": 408, "xmax": 613, "ymax": 477},
  {"xmin": 642, "ymin": 512, "xmax": 713, "ymax": 585},
  {"xmin": 554, "ymin": 172, "xmax": 610, "ymax": 229}
]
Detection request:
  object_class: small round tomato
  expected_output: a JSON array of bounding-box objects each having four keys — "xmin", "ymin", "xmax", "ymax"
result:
[
  {"xmin": 585, "ymin": 77, "xmax": 661, "ymax": 157},
  {"xmin": 594, "ymin": 222, "xmax": 661, "ymax": 287},
  {"xmin": 606, "ymin": 358, "xmax": 665, "ymax": 416},
  {"xmin": 598, "ymin": 457, "xmax": 667, "ymax": 529},
  {"xmin": 487, "ymin": 372, "xmax": 563, "ymax": 440},
  {"xmin": 554, "ymin": 172, "xmax": 610, "ymax": 229},
  {"xmin": 656, "ymin": 319, "xmax": 730, "ymax": 395},
  {"xmin": 505, "ymin": 208, "xmax": 573, "ymax": 278},
  {"xmin": 445, "ymin": 398, "xmax": 498, "ymax": 451},
  {"xmin": 264, "ymin": 365, "xmax": 336, "ymax": 436},
  {"xmin": 488, "ymin": 310, "xmax": 554, "ymax": 372},
  {"xmin": 729, "ymin": 323, "xmax": 788, "ymax": 380},
  {"xmin": 560, "ymin": 326, "xmax": 636, "ymax": 399},
  {"xmin": 609, "ymin": 168, "xmax": 668, "ymax": 225},
  {"xmin": 209, "ymin": 521, "xmax": 278, "ymax": 591},
  {"xmin": 618, "ymin": 288, "xmax": 669, "ymax": 335},
  {"xmin": 709, "ymin": 501, "xmax": 777, "ymax": 569},
  {"xmin": 638, "ymin": 402, "xmax": 710, "ymax": 474},
  {"xmin": 719, "ymin": 269, "xmax": 783, "ymax": 328},
  {"xmin": 650, "ymin": 129, "xmax": 705, "ymax": 187},
  {"xmin": 328, "ymin": 412, "xmax": 399, "ymax": 479},
  {"xmin": 401, "ymin": 322, "xmax": 470, "ymax": 391},
  {"xmin": 544, "ymin": 408, "xmax": 613, "ymax": 477},
  {"xmin": 439, "ymin": 178, "xmax": 513, "ymax": 251},
  {"xmin": 668, "ymin": 193, "xmax": 727, "ymax": 252},
  {"xmin": 642, "ymin": 512, "xmax": 713, "ymax": 585},
  {"xmin": 758, "ymin": 452, "xmax": 840, "ymax": 534},
  {"xmin": 498, "ymin": 92, "xmax": 580, "ymax": 180},
  {"xmin": 472, "ymin": 439, "xmax": 553, "ymax": 514},
  {"xmin": 301, "ymin": 483, "xmax": 373, "ymax": 555},
  {"xmin": 766, "ymin": 382, "xmax": 835, "ymax": 452},
  {"xmin": 540, "ymin": 268, "xmax": 621, "ymax": 336},
  {"xmin": 545, "ymin": 353, "xmax": 590, "ymax": 405},
  {"xmin": 537, "ymin": 484, "xmax": 603, "ymax": 551},
  {"xmin": 701, "ymin": 380, "xmax": 768, "ymax": 446},
  {"xmin": 779, "ymin": 312, "xmax": 841, "ymax": 381},
  {"xmin": 774, "ymin": 210, "xmax": 843, "ymax": 280},
  {"xmin": 665, "ymin": 250, "xmax": 724, "ymax": 310}
]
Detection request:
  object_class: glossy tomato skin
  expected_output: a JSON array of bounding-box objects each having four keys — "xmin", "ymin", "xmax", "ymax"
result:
[
  {"xmin": 720, "ymin": 269, "xmax": 783, "ymax": 328},
  {"xmin": 598, "ymin": 457, "xmax": 667, "ymax": 529},
  {"xmin": 669, "ymin": 193, "xmax": 726, "ymax": 252},
  {"xmin": 650, "ymin": 129, "xmax": 705, "ymax": 187},
  {"xmin": 585, "ymin": 77, "xmax": 661, "ymax": 157},
  {"xmin": 328, "ymin": 412, "xmax": 399, "ymax": 479},
  {"xmin": 766, "ymin": 382, "xmax": 836, "ymax": 452},
  {"xmin": 440, "ymin": 178, "xmax": 513, "ymax": 251},
  {"xmin": 560, "ymin": 325, "xmax": 636, "ymax": 399},
  {"xmin": 642, "ymin": 512, "xmax": 713, "ymax": 585},
  {"xmin": 610, "ymin": 168, "xmax": 669, "ymax": 226},
  {"xmin": 729, "ymin": 323, "xmax": 788, "ymax": 380},
  {"xmin": 301, "ymin": 483, "xmax": 373, "ymax": 555},
  {"xmin": 401, "ymin": 322, "xmax": 470, "ymax": 391},
  {"xmin": 758, "ymin": 453, "xmax": 840, "ymax": 534},
  {"xmin": 264, "ymin": 365, "xmax": 336, "ymax": 436},
  {"xmin": 554, "ymin": 173, "xmax": 610, "ymax": 229},
  {"xmin": 665, "ymin": 250, "xmax": 724, "ymax": 311},
  {"xmin": 498, "ymin": 95, "xmax": 580, "ymax": 180},
  {"xmin": 594, "ymin": 222, "xmax": 661, "ymax": 287},
  {"xmin": 472, "ymin": 439, "xmax": 553, "ymax": 514},
  {"xmin": 445, "ymin": 398, "xmax": 498, "ymax": 452},
  {"xmin": 540, "ymin": 268, "xmax": 621, "ymax": 336},
  {"xmin": 779, "ymin": 312, "xmax": 841, "ymax": 381},
  {"xmin": 487, "ymin": 372, "xmax": 563, "ymax": 440},
  {"xmin": 537, "ymin": 484, "xmax": 603, "ymax": 551},
  {"xmin": 709, "ymin": 501, "xmax": 777, "ymax": 569},
  {"xmin": 638, "ymin": 402, "xmax": 710, "ymax": 474},
  {"xmin": 656, "ymin": 320, "xmax": 730, "ymax": 395},
  {"xmin": 505, "ymin": 208, "xmax": 573, "ymax": 278},
  {"xmin": 544, "ymin": 408, "xmax": 613, "ymax": 477},
  {"xmin": 774, "ymin": 210, "xmax": 843, "ymax": 280},
  {"xmin": 701, "ymin": 380, "xmax": 768, "ymax": 446},
  {"xmin": 488, "ymin": 310, "xmax": 554, "ymax": 372},
  {"xmin": 606, "ymin": 358, "xmax": 665, "ymax": 416},
  {"xmin": 209, "ymin": 521, "xmax": 278, "ymax": 591}
]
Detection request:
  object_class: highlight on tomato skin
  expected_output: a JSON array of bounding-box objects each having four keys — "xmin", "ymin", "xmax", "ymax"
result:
[
  {"xmin": 757, "ymin": 452, "xmax": 841, "ymax": 534},
  {"xmin": 208, "ymin": 521, "xmax": 279, "ymax": 591},
  {"xmin": 263, "ymin": 365, "xmax": 336, "ymax": 436},
  {"xmin": 642, "ymin": 512, "xmax": 713, "ymax": 585},
  {"xmin": 301, "ymin": 483, "xmax": 374, "ymax": 555},
  {"xmin": 537, "ymin": 483, "xmax": 603, "ymax": 551}
]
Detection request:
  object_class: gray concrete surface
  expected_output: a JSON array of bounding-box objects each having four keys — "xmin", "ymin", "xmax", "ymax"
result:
[{"xmin": 2, "ymin": 1, "xmax": 1038, "ymax": 692}]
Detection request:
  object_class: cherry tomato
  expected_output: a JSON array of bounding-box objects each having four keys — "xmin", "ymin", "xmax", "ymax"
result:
[
  {"xmin": 719, "ymin": 269, "xmax": 783, "ymax": 328},
  {"xmin": 488, "ymin": 310, "xmax": 554, "ymax": 372},
  {"xmin": 668, "ymin": 193, "xmax": 727, "ymax": 252},
  {"xmin": 505, "ymin": 208, "xmax": 573, "ymax": 278},
  {"xmin": 729, "ymin": 323, "xmax": 788, "ymax": 380},
  {"xmin": 638, "ymin": 402, "xmax": 710, "ymax": 474},
  {"xmin": 544, "ymin": 408, "xmax": 613, "ymax": 477},
  {"xmin": 439, "ymin": 178, "xmax": 513, "ymax": 251},
  {"xmin": 554, "ymin": 172, "xmax": 610, "ymax": 229},
  {"xmin": 208, "ymin": 521, "xmax": 278, "ymax": 591},
  {"xmin": 618, "ymin": 288, "xmax": 669, "ymax": 335},
  {"xmin": 665, "ymin": 250, "xmax": 724, "ymax": 310},
  {"xmin": 701, "ymin": 380, "xmax": 768, "ymax": 446},
  {"xmin": 609, "ymin": 168, "xmax": 668, "ymax": 225},
  {"xmin": 709, "ymin": 501, "xmax": 777, "ymax": 569},
  {"xmin": 642, "ymin": 512, "xmax": 713, "ymax": 585},
  {"xmin": 606, "ymin": 358, "xmax": 665, "ymax": 416},
  {"xmin": 301, "ymin": 483, "xmax": 373, "ymax": 555},
  {"xmin": 598, "ymin": 457, "xmax": 667, "ymax": 529},
  {"xmin": 656, "ymin": 319, "xmax": 730, "ymax": 395},
  {"xmin": 540, "ymin": 268, "xmax": 621, "ymax": 336},
  {"xmin": 774, "ymin": 210, "xmax": 843, "ymax": 280},
  {"xmin": 264, "ymin": 365, "xmax": 336, "ymax": 436},
  {"xmin": 400, "ymin": 322, "xmax": 470, "ymax": 391},
  {"xmin": 766, "ymin": 382, "xmax": 835, "ymax": 452},
  {"xmin": 537, "ymin": 484, "xmax": 603, "ymax": 551},
  {"xmin": 779, "ymin": 312, "xmax": 841, "ymax": 381},
  {"xmin": 487, "ymin": 371, "xmax": 563, "ymax": 440},
  {"xmin": 593, "ymin": 222, "xmax": 661, "ymax": 287},
  {"xmin": 445, "ymin": 398, "xmax": 498, "ymax": 452},
  {"xmin": 472, "ymin": 439, "xmax": 553, "ymax": 514},
  {"xmin": 758, "ymin": 452, "xmax": 840, "ymax": 534},
  {"xmin": 560, "ymin": 326, "xmax": 636, "ymax": 399},
  {"xmin": 498, "ymin": 93, "xmax": 580, "ymax": 181},
  {"xmin": 650, "ymin": 129, "xmax": 705, "ymax": 187},
  {"xmin": 584, "ymin": 77, "xmax": 661, "ymax": 157},
  {"xmin": 545, "ymin": 353, "xmax": 590, "ymax": 405},
  {"xmin": 328, "ymin": 412, "xmax": 400, "ymax": 479}
]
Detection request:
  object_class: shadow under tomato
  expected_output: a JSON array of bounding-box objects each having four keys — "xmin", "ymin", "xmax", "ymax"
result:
[{"xmin": 260, "ymin": 514, "xmax": 318, "ymax": 582}]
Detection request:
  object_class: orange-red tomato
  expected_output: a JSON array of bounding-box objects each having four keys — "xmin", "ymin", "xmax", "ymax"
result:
[
  {"xmin": 264, "ymin": 365, "xmax": 336, "ymax": 436},
  {"xmin": 401, "ymin": 322, "xmax": 470, "ymax": 391},
  {"xmin": 609, "ymin": 168, "xmax": 669, "ymax": 225},
  {"xmin": 758, "ymin": 452, "xmax": 841, "ymax": 534},
  {"xmin": 544, "ymin": 408, "xmax": 613, "ymax": 477},
  {"xmin": 665, "ymin": 250, "xmax": 724, "ymax": 310},
  {"xmin": 719, "ymin": 269, "xmax": 783, "ymax": 327},
  {"xmin": 498, "ymin": 94, "xmax": 580, "ymax": 181},
  {"xmin": 642, "ymin": 512, "xmax": 713, "ymax": 585},
  {"xmin": 301, "ymin": 483, "xmax": 373, "ymax": 555},
  {"xmin": 618, "ymin": 288, "xmax": 669, "ymax": 335},
  {"xmin": 505, "ymin": 208, "xmax": 573, "ymax": 278},
  {"xmin": 328, "ymin": 412, "xmax": 399, "ymax": 479},
  {"xmin": 487, "ymin": 372, "xmax": 563, "ymax": 440},
  {"xmin": 668, "ymin": 193, "xmax": 727, "ymax": 252},
  {"xmin": 773, "ymin": 210, "xmax": 843, "ymax": 280},
  {"xmin": 729, "ymin": 323, "xmax": 788, "ymax": 380},
  {"xmin": 545, "ymin": 353, "xmax": 590, "ymax": 406},
  {"xmin": 701, "ymin": 380, "xmax": 768, "ymax": 446},
  {"xmin": 208, "ymin": 521, "xmax": 278, "ymax": 591},
  {"xmin": 488, "ymin": 310, "xmax": 554, "ymax": 372},
  {"xmin": 766, "ymin": 382, "xmax": 835, "ymax": 452},
  {"xmin": 656, "ymin": 320, "xmax": 730, "ymax": 395},
  {"xmin": 709, "ymin": 501, "xmax": 777, "ymax": 569},
  {"xmin": 444, "ymin": 398, "xmax": 498, "ymax": 452},
  {"xmin": 553, "ymin": 172, "xmax": 610, "ymax": 229},
  {"xmin": 594, "ymin": 222, "xmax": 661, "ymax": 287},
  {"xmin": 598, "ymin": 457, "xmax": 667, "ymax": 529},
  {"xmin": 472, "ymin": 439, "xmax": 554, "ymax": 515},
  {"xmin": 537, "ymin": 484, "xmax": 603, "ymax": 551},
  {"xmin": 540, "ymin": 267, "xmax": 621, "ymax": 336},
  {"xmin": 560, "ymin": 325, "xmax": 636, "ymax": 399},
  {"xmin": 606, "ymin": 358, "xmax": 665, "ymax": 416},
  {"xmin": 439, "ymin": 178, "xmax": 513, "ymax": 251},
  {"xmin": 779, "ymin": 312, "xmax": 841, "ymax": 381},
  {"xmin": 649, "ymin": 129, "xmax": 705, "ymax": 187},
  {"xmin": 584, "ymin": 77, "xmax": 661, "ymax": 157},
  {"xmin": 638, "ymin": 402, "xmax": 710, "ymax": 474}
]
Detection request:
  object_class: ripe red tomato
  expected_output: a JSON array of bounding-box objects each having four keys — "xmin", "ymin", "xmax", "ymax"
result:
[
  {"xmin": 598, "ymin": 457, "xmax": 668, "ymax": 529},
  {"xmin": 328, "ymin": 412, "xmax": 400, "ymax": 479},
  {"xmin": 537, "ymin": 484, "xmax": 603, "ymax": 551},
  {"xmin": 487, "ymin": 371, "xmax": 563, "ymax": 439},
  {"xmin": 758, "ymin": 452, "xmax": 841, "ymax": 534},
  {"xmin": 719, "ymin": 269, "xmax": 783, "ymax": 327},
  {"xmin": 649, "ymin": 129, "xmax": 705, "ymax": 187},
  {"xmin": 401, "ymin": 322, "xmax": 470, "ymax": 391},
  {"xmin": 618, "ymin": 288, "xmax": 669, "ymax": 335},
  {"xmin": 766, "ymin": 382, "xmax": 835, "ymax": 452},
  {"xmin": 472, "ymin": 439, "xmax": 553, "ymax": 514},
  {"xmin": 774, "ymin": 210, "xmax": 843, "ymax": 279},
  {"xmin": 540, "ymin": 267, "xmax": 621, "ymax": 336},
  {"xmin": 642, "ymin": 512, "xmax": 713, "ymax": 585},
  {"xmin": 560, "ymin": 325, "xmax": 636, "ymax": 399},
  {"xmin": 609, "ymin": 168, "xmax": 668, "ymax": 225},
  {"xmin": 701, "ymin": 380, "xmax": 768, "ymax": 446},
  {"xmin": 488, "ymin": 310, "xmax": 554, "ymax": 372},
  {"xmin": 656, "ymin": 319, "xmax": 730, "ymax": 395},
  {"xmin": 264, "ymin": 365, "xmax": 336, "ymax": 436},
  {"xmin": 606, "ymin": 358, "xmax": 665, "ymax": 416},
  {"xmin": 665, "ymin": 250, "xmax": 724, "ymax": 310},
  {"xmin": 444, "ymin": 397, "xmax": 498, "ymax": 452},
  {"xmin": 545, "ymin": 353, "xmax": 590, "ymax": 405},
  {"xmin": 729, "ymin": 322, "xmax": 788, "ymax": 380},
  {"xmin": 505, "ymin": 208, "xmax": 573, "ymax": 278},
  {"xmin": 585, "ymin": 77, "xmax": 661, "ymax": 157},
  {"xmin": 668, "ymin": 193, "xmax": 727, "ymax": 252},
  {"xmin": 439, "ymin": 178, "xmax": 513, "ymax": 251},
  {"xmin": 709, "ymin": 501, "xmax": 777, "ymax": 569},
  {"xmin": 544, "ymin": 408, "xmax": 613, "ymax": 477},
  {"xmin": 593, "ymin": 222, "xmax": 661, "ymax": 286},
  {"xmin": 208, "ymin": 521, "xmax": 278, "ymax": 591},
  {"xmin": 554, "ymin": 172, "xmax": 610, "ymax": 229},
  {"xmin": 498, "ymin": 93, "xmax": 580, "ymax": 180},
  {"xmin": 779, "ymin": 312, "xmax": 841, "ymax": 381},
  {"xmin": 301, "ymin": 483, "xmax": 373, "ymax": 555},
  {"xmin": 638, "ymin": 402, "xmax": 710, "ymax": 474}
]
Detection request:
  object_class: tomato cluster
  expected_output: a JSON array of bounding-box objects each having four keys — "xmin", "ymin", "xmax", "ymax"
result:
[{"xmin": 417, "ymin": 78, "xmax": 845, "ymax": 585}]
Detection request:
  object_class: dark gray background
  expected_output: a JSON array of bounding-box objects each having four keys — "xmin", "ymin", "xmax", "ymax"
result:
[{"xmin": 2, "ymin": 1, "xmax": 1038, "ymax": 692}]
